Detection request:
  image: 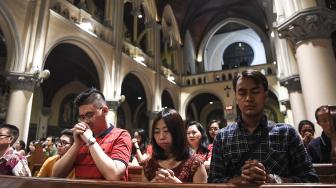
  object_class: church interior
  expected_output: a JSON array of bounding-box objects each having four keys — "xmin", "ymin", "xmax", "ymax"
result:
[{"xmin": 0, "ymin": 0, "xmax": 336, "ymax": 143}]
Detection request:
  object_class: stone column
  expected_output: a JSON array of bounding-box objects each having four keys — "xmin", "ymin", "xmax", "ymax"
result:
[
  {"xmin": 106, "ymin": 99, "xmax": 124, "ymax": 127},
  {"xmin": 36, "ymin": 107, "xmax": 51, "ymax": 139},
  {"xmin": 5, "ymin": 73, "xmax": 40, "ymax": 142},
  {"xmin": 280, "ymin": 75, "xmax": 306, "ymax": 127},
  {"xmin": 278, "ymin": 7, "xmax": 336, "ymax": 135},
  {"xmin": 281, "ymin": 100, "xmax": 295, "ymax": 125},
  {"xmin": 105, "ymin": 0, "xmax": 123, "ymax": 126}
]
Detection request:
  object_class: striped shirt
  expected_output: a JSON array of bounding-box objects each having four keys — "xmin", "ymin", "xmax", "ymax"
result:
[{"xmin": 208, "ymin": 115, "xmax": 319, "ymax": 183}]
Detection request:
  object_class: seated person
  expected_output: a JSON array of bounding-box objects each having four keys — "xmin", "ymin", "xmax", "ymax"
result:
[
  {"xmin": 52, "ymin": 88, "xmax": 132, "ymax": 180},
  {"xmin": 0, "ymin": 123, "xmax": 31, "ymax": 176},
  {"xmin": 43, "ymin": 136, "xmax": 57, "ymax": 158},
  {"xmin": 308, "ymin": 105, "xmax": 336, "ymax": 163},
  {"xmin": 186, "ymin": 121, "xmax": 210, "ymax": 162},
  {"xmin": 37, "ymin": 129, "xmax": 74, "ymax": 178},
  {"xmin": 208, "ymin": 69, "xmax": 318, "ymax": 184},
  {"xmin": 14, "ymin": 140, "xmax": 26, "ymax": 156},
  {"xmin": 144, "ymin": 108, "xmax": 207, "ymax": 183},
  {"xmin": 298, "ymin": 120, "xmax": 315, "ymax": 148},
  {"xmin": 130, "ymin": 128, "xmax": 152, "ymax": 166}
]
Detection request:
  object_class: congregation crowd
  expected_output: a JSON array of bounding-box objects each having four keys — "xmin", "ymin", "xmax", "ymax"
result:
[{"xmin": 0, "ymin": 69, "xmax": 335, "ymax": 185}]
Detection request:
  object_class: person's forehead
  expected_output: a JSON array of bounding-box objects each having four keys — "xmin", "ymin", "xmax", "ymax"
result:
[
  {"xmin": 317, "ymin": 111, "xmax": 330, "ymax": 119},
  {"xmin": 236, "ymin": 77, "xmax": 262, "ymax": 89},
  {"xmin": 60, "ymin": 135, "xmax": 70, "ymax": 141},
  {"xmin": 0, "ymin": 127, "xmax": 9, "ymax": 134}
]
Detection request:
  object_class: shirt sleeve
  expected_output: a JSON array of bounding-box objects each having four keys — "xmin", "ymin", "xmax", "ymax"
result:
[
  {"xmin": 207, "ymin": 131, "xmax": 230, "ymax": 183},
  {"xmin": 11, "ymin": 156, "xmax": 31, "ymax": 176},
  {"xmin": 287, "ymin": 127, "xmax": 319, "ymax": 183},
  {"xmin": 110, "ymin": 130, "xmax": 132, "ymax": 166}
]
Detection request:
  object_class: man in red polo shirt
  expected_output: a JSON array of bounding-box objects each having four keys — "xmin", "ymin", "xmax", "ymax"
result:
[{"xmin": 52, "ymin": 88, "xmax": 132, "ymax": 181}]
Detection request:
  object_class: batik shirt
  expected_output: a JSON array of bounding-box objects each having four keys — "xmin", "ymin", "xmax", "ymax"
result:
[
  {"xmin": 0, "ymin": 147, "xmax": 31, "ymax": 176},
  {"xmin": 208, "ymin": 115, "xmax": 318, "ymax": 183}
]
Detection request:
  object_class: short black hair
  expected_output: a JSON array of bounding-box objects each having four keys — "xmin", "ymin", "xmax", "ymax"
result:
[
  {"xmin": 60, "ymin": 129, "xmax": 74, "ymax": 144},
  {"xmin": 151, "ymin": 108, "xmax": 189, "ymax": 161},
  {"xmin": 298, "ymin": 120, "xmax": 315, "ymax": 133},
  {"xmin": 0, "ymin": 123, "xmax": 19, "ymax": 146},
  {"xmin": 232, "ymin": 69, "xmax": 268, "ymax": 92},
  {"xmin": 74, "ymin": 88, "xmax": 106, "ymax": 110},
  {"xmin": 315, "ymin": 105, "xmax": 329, "ymax": 122},
  {"xmin": 206, "ymin": 119, "xmax": 225, "ymax": 143}
]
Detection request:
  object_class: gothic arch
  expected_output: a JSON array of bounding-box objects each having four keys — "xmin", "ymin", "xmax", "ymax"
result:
[
  {"xmin": 197, "ymin": 17, "xmax": 271, "ymax": 66},
  {"xmin": 43, "ymin": 37, "xmax": 108, "ymax": 92},
  {"xmin": 0, "ymin": 2, "xmax": 21, "ymax": 71}
]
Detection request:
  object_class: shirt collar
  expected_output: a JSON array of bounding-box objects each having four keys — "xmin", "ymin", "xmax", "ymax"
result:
[
  {"xmin": 320, "ymin": 132, "xmax": 331, "ymax": 147},
  {"xmin": 0, "ymin": 147, "xmax": 14, "ymax": 161},
  {"xmin": 96, "ymin": 124, "xmax": 114, "ymax": 138},
  {"xmin": 237, "ymin": 115, "xmax": 268, "ymax": 133}
]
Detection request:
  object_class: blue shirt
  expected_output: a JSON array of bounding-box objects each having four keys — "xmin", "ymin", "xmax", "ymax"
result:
[
  {"xmin": 208, "ymin": 115, "xmax": 319, "ymax": 183},
  {"xmin": 307, "ymin": 132, "xmax": 331, "ymax": 163}
]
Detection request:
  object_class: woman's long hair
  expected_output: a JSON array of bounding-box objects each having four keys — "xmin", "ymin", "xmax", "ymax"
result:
[{"xmin": 151, "ymin": 108, "xmax": 190, "ymax": 161}]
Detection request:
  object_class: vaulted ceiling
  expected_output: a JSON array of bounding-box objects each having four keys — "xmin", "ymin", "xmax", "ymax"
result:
[{"xmin": 155, "ymin": 0, "xmax": 274, "ymax": 48}]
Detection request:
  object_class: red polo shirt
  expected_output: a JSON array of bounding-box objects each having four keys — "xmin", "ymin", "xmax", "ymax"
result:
[{"xmin": 74, "ymin": 126, "xmax": 131, "ymax": 180}]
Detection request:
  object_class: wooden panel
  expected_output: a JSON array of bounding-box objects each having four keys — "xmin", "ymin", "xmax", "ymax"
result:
[{"xmin": 0, "ymin": 175, "xmax": 335, "ymax": 188}]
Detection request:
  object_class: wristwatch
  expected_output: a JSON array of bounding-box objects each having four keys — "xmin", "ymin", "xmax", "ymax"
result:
[
  {"xmin": 269, "ymin": 174, "xmax": 283, "ymax": 184},
  {"xmin": 87, "ymin": 137, "xmax": 96, "ymax": 146}
]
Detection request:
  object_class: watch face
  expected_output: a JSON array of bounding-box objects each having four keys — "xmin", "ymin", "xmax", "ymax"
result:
[{"xmin": 274, "ymin": 174, "xmax": 282, "ymax": 184}]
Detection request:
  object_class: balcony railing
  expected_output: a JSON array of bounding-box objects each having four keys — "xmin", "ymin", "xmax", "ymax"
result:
[
  {"xmin": 122, "ymin": 41, "xmax": 154, "ymax": 70},
  {"xmin": 50, "ymin": 0, "xmax": 112, "ymax": 43},
  {"xmin": 182, "ymin": 64, "xmax": 277, "ymax": 86}
]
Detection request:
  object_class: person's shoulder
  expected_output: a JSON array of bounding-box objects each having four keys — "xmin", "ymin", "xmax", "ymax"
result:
[
  {"xmin": 308, "ymin": 136, "xmax": 321, "ymax": 146},
  {"xmin": 269, "ymin": 122, "xmax": 295, "ymax": 132},
  {"xmin": 43, "ymin": 155, "xmax": 60, "ymax": 163},
  {"xmin": 111, "ymin": 127, "xmax": 131, "ymax": 137},
  {"xmin": 220, "ymin": 123, "xmax": 238, "ymax": 133}
]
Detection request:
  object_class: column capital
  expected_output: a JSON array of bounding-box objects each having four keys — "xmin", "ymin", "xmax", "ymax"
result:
[
  {"xmin": 106, "ymin": 100, "xmax": 121, "ymax": 111},
  {"xmin": 6, "ymin": 72, "xmax": 40, "ymax": 91},
  {"xmin": 106, "ymin": 95, "xmax": 125, "ymax": 111},
  {"xmin": 280, "ymin": 99, "xmax": 291, "ymax": 110},
  {"xmin": 280, "ymin": 75, "xmax": 302, "ymax": 93},
  {"xmin": 147, "ymin": 110, "xmax": 160, "ymax": 120},
  {"xmin": 277, "ymin": 7, "xmax": 336, "ymax": 45}
]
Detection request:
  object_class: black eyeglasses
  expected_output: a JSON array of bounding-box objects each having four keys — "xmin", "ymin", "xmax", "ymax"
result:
[
  {"xmin": 77, "ymin": 107, "xmax": 103, "ymax": 122},
  {"xmin": 0, "ymin": 135, "xmax": 11, "ymax": 139},
  {"xmin": 55, "ymin": 140, "xmax": 71, "ymax": 147}
]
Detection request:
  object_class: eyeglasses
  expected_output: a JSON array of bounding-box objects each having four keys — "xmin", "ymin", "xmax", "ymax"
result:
[
  {"xmin": 78, "ymin": 107, "xmax": 103, "ymax": 122},
  {"xmin": 0, "ymin": 135, "xmax": 11, "ymax": 139},
  {"xmin": 55, "ymin": 140, "xmax": 71, "ymax": 147}
]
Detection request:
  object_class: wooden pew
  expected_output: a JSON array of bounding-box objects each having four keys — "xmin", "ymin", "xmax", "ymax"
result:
[
  {"xmin": 128, "ymin": 166, "xmax": 144, "ymax": 182},
  {"xmin": 27, "ymin": 143, "xmax": 47, "ymax": 176},
  {"xmin": 0, "ymin": 175, "xmax": 335, "ymax": 188},
  {"xmin": 313, "ymin": 164, "xmax": 336, "ymax": 183}
]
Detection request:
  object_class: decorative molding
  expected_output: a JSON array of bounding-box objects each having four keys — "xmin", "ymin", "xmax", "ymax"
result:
[
  {"xmin": 277, "ymin": 7, "xmax": 336, "ymax": 45},
  {"xmin": 280, "ymin": 99, "xmax": 291, "ymax": 111},
  {"xmin": 280, "ymin": 75, "xmax": 302, "ymax": 93},
  {"xmin": 106, "ymin": 100, "xmax": 121, "ymax": 111},
  {"xmin": 147, "ymin": 110, "xmax": 160, "ymax": 120},
  {"xmin": 6, "ymin": 72, "xmax": 41, "ymax": 91}
]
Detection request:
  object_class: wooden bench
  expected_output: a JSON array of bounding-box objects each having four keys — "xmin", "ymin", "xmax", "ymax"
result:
[
  {"xmin": 313, "ymin": 164, "xmax": 336, "ymax": 183},
  {"xmin": 27, "ymin": 144, "xmax": 47, "ymax": 176},
  {"xmin": 128, "ymin": 166, "xmax": 144, "ymax": 182},
  {"xmin": 0, "ymin": 175, "xmax": 335, "ymax": 188}
]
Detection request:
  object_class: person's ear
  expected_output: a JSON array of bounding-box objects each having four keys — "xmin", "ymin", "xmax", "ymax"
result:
[{"xmin": 102, "ymin": 106, "xmax": 109, "ymax": 114}]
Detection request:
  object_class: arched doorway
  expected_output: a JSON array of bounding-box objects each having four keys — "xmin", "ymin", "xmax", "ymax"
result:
[
  {"xmin": 120, "ymin": 74, "xmax": 148, "ymax": 136},
  {"xmin": 161, "ymin": 90, "xmax": 175, "ymax": 109},
  {"xmin": 30, "ymin": 43, "xmax": 100, "ymax": 140},
  {"xmin": 0, "ymin": 29, "xmax": 8, "ymax": 124},
  {"xmin": 186, "ymin": 93, "xmax": 224, "ymax": 127}
]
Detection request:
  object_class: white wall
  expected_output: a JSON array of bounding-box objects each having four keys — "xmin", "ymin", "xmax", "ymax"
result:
[{"xmin": 204, "ymin": 28, "xmax": 267, "ymax": 71}]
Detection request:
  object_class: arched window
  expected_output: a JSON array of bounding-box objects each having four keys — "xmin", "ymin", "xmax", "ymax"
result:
[{"xmin": 222, "ymin": 42, "xmax": 254, "ymax": 70}]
